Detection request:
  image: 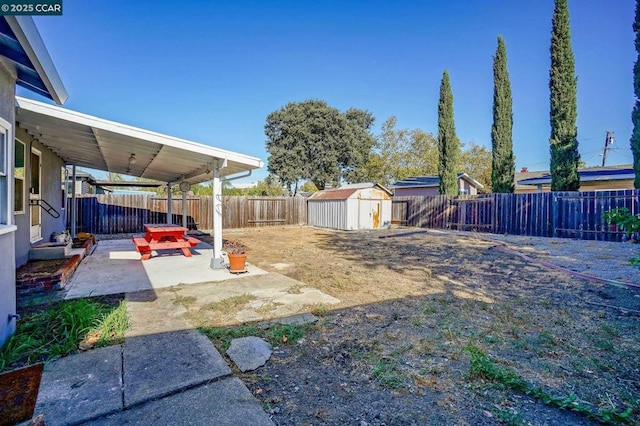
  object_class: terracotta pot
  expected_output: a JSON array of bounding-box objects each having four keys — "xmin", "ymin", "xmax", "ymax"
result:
[{"xmin": 228, "ymin": 253, "xmax": 247, "ymax": 272}]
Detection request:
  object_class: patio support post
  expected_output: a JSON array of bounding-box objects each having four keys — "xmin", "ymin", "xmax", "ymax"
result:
[
  {"xmin": 71, "ymin": 165, "xmax": 77, "ymax": 238},
  {"xmin": 166, "ymin": 183, "xmax": 172, "ymax": 224},
  {"xmin": 210, "ymin": 160, "xmax": 225, "ymax": 269},
  {"xmin": 182, "ymin": 188, "xmax": 187, "ymax": 228}
]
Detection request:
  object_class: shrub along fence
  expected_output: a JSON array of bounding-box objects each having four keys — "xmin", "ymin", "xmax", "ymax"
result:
[
  {"xmin": 67, "ymin": 194, "xmax": 307, "ymax": 234},
  {"xmin": 392, "ymin": 189, "xmax": 640, "ymax": 241}
]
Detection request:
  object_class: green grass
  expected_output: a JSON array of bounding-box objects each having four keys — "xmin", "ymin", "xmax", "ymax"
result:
[
  {"xmin": 465, "ymin": 345, "xmax": 636, "ymax": 425},
  {"xmin": 200, "ymin": 322, "xmax": 312, "ymax": 352},
  {"xmin": 372, "ymin": 358, "xmax": 407, "ymax": 389},
  {"xmin": 0, "ymin": 299, "xmax": 129, "ymax": 372}
]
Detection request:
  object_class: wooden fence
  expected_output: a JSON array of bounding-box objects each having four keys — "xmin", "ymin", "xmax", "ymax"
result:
[
  {"xmin": 68, "ymin": 190, "xmax": 639, "ymax": 241},
  {"xmin": 67, "ymin": 194, "xmax": 307, "ymax": 234},
  {"xmin": 392, "ymin": 189, "xmax": 640, "ymax": 241}
]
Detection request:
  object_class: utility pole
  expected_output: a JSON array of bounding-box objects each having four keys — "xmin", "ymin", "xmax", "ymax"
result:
[{"xmin": 602, "ymin": 131, "xmax": 614, "ymax": 167}]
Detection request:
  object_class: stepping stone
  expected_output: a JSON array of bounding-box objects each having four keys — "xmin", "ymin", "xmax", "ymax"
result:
[{"xmin": 226, "ymin": 337, "xmax": 272, "ymax": 372}]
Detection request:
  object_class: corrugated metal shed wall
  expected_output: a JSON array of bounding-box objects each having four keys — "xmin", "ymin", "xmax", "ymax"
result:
[
  {"xmin": 308, "ymin": 200, "xmax": 348, "ymax": 230},
  {"xmin": 308, "ymin": 185, "xmax": 392, "ymax": 230}
]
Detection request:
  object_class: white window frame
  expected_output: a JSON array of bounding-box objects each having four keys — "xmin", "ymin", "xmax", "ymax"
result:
[
  {"xmin": 14, "ymin": 138, "xmax": 25, "ymax": 214},
  {"xmin": 0, "ymin": 116, "xmax": 16, "ymax": 234},
  {"xmin": 29, "ymin": 147, "xmax": 42, "ymax": 243}
]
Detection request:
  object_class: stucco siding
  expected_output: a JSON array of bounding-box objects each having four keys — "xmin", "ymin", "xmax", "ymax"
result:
[
  {"xmin": 0, "ymin": 58, "xmax": 17, "ymax": 346},
  {"xmin": 13, "ymin": 129, "xmax": 65, "ymax": 266},
  {"xmin": 0, "ymin": 232, "xmax": 16, "ymax": 344}
]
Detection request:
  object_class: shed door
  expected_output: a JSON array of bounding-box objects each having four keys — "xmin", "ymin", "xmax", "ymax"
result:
[{"xmin": 358, "ymin": 199, "xmax": 382, "ymax": 229}]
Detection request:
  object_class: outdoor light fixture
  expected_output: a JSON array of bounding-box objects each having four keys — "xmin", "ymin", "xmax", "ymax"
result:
[{"xmin": 128, "ymin": 153, "xmax": 137, "ymax": 165}]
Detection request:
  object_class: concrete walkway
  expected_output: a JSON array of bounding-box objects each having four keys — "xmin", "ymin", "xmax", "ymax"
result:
[
  {"xmin": 26, "ymin": 238, "xmax": 343, "ymax": 424},
  {"xmin": 30, "ymin": 289, "xmax": 274, "ymax": 425}
]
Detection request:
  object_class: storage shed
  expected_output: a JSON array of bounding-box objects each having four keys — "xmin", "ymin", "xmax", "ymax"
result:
[{"xmin": 307, "ymin": 183, "xmax": 392, "ymax": 230}]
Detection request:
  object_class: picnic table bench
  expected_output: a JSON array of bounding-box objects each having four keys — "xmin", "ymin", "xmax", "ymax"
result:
[{"xmin": 132, "ymin": 224, "xmax": 200, "ymax": 260}]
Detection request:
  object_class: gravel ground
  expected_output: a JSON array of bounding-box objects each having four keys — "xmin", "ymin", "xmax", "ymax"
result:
[{"xmin": 476, "ymin": 232, "xmax": 640, "ymax": 285}]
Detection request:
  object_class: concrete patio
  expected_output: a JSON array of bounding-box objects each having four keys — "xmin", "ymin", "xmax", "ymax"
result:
[{"xmin": 64, "ymin": 239, "xmax": 269, "ymax": 299}]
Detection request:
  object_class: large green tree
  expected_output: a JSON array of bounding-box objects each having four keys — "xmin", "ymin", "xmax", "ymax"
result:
[
  {"xmin": 549, "ymin": 0, "xmax": 580, "ymax": 191},
  {"xmin": 491, "ymin": 36, "xmax": 515, "ymax": 193},
  {"xmin": 437, "ymin": 70, "xmax": 461, "ymax": 195},
  {"xmin": 357, "ymin": 117, "xmax": 438, "ymax": 186},
  {"xmin": 632, "ymin": 0, "xmax": 640, "ymax": 188},
  {"xmin": 244, "ymin": 176, "xmax": 287, "ymax": 196},
  {"xmin": 265, "ymin": 100, "xmax": 375, "ymax": 193}
]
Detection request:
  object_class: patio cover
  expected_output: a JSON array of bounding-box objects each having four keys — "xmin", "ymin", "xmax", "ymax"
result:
[
  {"xmin": 15, "ymin": 96, "xmax": 264, "ymax": 269},
  {"xmin": 15, "ymin": 96, "xmax": 262, "ymax": 184}
]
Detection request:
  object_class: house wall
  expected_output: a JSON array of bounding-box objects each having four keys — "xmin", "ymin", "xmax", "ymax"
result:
[
  {"xmin": 0, "ymin": 58, "xmax": 17, "ymax": 346},
  {"xmin": 14, "ymin": 126, "xmax": 66, "ymax": 266},
  {"xmin": 459, "ymin": 179, "xmax": 478, "ymax": 195}
]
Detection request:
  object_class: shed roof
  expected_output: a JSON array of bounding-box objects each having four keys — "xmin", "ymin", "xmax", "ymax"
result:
[
  {"xmin": 309, "ymin": 182, "xmax": 392, "ymax": 201},
  {"xmin": 16, "ymin": 96, "xmax": 263, "ymax": 185}
]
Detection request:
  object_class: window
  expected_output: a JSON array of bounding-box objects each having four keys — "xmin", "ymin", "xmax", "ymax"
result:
[
  {"xmin": 0, "ymin": 117, "xmax": 13, "ymax": 227},
  {"xmin": 14, "ymin": 139, "xmax": 25, "ymax": 213}
]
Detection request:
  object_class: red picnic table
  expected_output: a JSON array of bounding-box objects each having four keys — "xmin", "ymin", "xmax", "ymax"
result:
[{"xmin": 132, "ymin": 224, "xmax": 201, "ymax": 260}]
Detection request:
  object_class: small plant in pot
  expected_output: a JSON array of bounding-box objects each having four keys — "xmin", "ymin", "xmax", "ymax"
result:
[{"xmin": 223, "ymin": 239, "xmax": 249, "ymax": 273}]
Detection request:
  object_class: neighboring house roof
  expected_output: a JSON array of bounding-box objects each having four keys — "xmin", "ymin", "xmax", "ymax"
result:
[
  {"xmin": 517, "ymin": 165, "xmax": 634, "ymax": 187},
  {"xmin": 15, "ymin": 96, "xmax": 264, "ymax": 185},
  {"xmin": 0, "ymin": 16, "xmax": 67, "ymax": 103},
  {"xmin": 390, "ymin": 173, "xmax": 484, "ymax": 189},
  {"xmin": 514, "ymin": 170, "xmax": 548, "ymax": 191},
  {"xmin": 309, "ymin": 182, "xmax": 392, "ymax": 201},
  {"xmin": 69, "ymin": 170, "xmax": 98, "ymax": 184}
]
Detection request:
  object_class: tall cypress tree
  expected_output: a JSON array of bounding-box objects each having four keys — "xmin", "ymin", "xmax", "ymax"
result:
[
  {"xmin": 491, "ymin": 36, "xmax": 515, "ymax": 193},
  {"xmin": 632, "ymin": 0, "xmax": 640, "ymax": 188},
  {"xmin": 549, "ymin": 0, "xmax": 580, "ymax": 191},
  {"xmin": 438, "ymin": 70, "xmax": 461, "ymax": 195}
]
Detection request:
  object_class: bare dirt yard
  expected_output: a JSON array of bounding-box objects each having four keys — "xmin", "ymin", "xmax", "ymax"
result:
[{"xmin": 203, "ymin": 226, "xmax": 640, "ymax": 425}]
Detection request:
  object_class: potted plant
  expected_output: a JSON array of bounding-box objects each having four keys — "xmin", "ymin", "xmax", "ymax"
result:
[{"xmin": 223, "ymin": 239, "xmax": 249, "ymax": 273}]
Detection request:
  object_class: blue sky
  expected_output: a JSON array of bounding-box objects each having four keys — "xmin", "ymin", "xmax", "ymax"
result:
[{"xmin": 24, "ymin": 0, "xmax": 636, "ymax": 183}]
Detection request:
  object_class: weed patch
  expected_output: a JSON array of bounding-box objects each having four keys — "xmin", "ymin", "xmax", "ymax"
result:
[
  {"xmin": 204, "ymin": 294, "xmax": 256, "ymax": 313},
  {"xmin": 465, "ymin": 345, "xmax": 635, "ymax": 424},
  {"xmin": 172, "ymin": 295, "xmax": 197, "ymax": 307},
  {"xmin": 201, "ymin": 322, "xmax": 313, "ymax": 352},
  {"xmin": 0, "ymin": 299, "xmax": 128, "ymax": 372}
]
